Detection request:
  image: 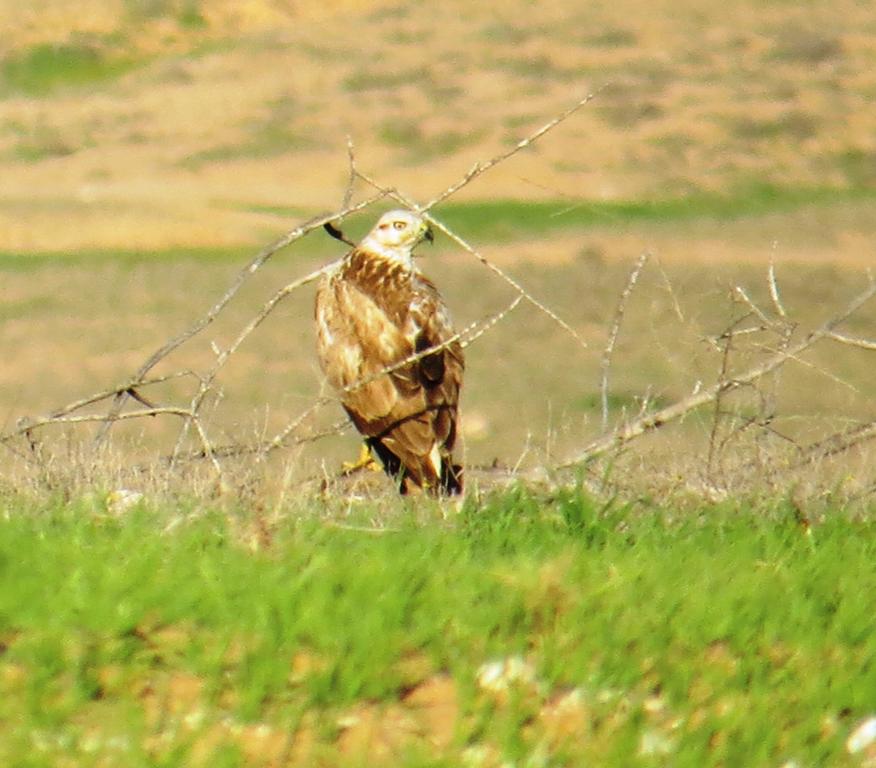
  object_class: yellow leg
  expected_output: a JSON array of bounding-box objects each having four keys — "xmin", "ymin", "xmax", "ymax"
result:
[{"xmin": 341, "ymin": 442, "xmax": 379, "ymax": 475}]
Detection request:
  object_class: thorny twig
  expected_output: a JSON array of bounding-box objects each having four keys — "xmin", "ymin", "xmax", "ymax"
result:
[
  {"xmin": 600, "ymin": 252, "xmax": 649, "ymax": 432},
  {"xmin": 559, "ymin": 277, "xmax": 876, "ymax": 468},
  {"xmin": 792, "ymin": 418, "xmax": 876, "ymax": 469},
  {"xmin": 7, "ymin": 92, "xmax": 601, "ymax": 475},
  {"xmin": 93, "ymin": 193, "xmax": 389, "ymax": 445},
  {"xmin": 705, "ymin": 311, "xmax": 744, "ymax": 485},
  {"xmin": 15, "ymin": 407, "xmax": 194, "ymax": 431},
  {"xmin": 354, "ymin": 171, "xmax": 590, "ymax": 352},
  {"xmin": 768, "ymin": 254, "xmax": 788, "ymax": 319},
  {"xmin": 826, "ymin": 331, "xmax": 876, "ymax": 351},
  {"xmin": 15, "ymin": 89, "xmax": 876, "ymax": 500},
  {"xmin": 0, "ymin": 372, "xmax": 200, "ymax": 444},
  {"xmin": 168, "ymin": 294, "xmax": 524, "ymax": 468},
  {"xmin": 423, "ymin": 89, "xmax": 604, "ymax": 211},
  {"xmin": 169, "ymin": 262, "xmax": 341, "ymax": 470}
]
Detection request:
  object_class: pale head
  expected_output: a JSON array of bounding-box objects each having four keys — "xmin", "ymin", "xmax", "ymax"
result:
[{"xmin": 359, "ymin": 209, "xmax": 433, "ymax": 267}]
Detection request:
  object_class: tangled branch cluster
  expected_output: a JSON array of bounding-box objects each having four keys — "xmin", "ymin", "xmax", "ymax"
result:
[{"xmin": 3, "ymin": 90, "xmax": 876, "ymax": 501}]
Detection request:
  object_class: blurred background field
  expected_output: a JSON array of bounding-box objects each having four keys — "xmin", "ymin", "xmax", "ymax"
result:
[
  {"xmin": 1, "ymin": 0, "xmax": 875, "ymax": 250},
  {"xmin": 1, "ymin": 0, "xmax": 875, "ymax": 491}
]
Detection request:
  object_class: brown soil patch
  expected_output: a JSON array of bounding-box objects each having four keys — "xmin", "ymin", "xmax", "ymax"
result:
[
  {"xmin": 402, "ymin": 673, "xmax": 459, "ymax": 749},
  {"xmin": 539, "ymin": 688, "xmax": 592, "ymax": 748},
  {"xmin": 485, "ymin": 209, "xmax": 876, "ymax": 269}
]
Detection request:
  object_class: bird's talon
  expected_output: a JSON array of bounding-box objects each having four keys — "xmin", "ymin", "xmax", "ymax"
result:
[{"xmin": 341, "ymin": 443, "xmax": 379, "ymax": 475}]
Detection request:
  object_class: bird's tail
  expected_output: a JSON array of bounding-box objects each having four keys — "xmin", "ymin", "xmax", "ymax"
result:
[
  {"xmin": 439, "ymin": 458, "xmax": 463, "ymax": 495},
  {"xmin": 368, "ymin": 438, "xmax": 462, "ymax": 496}
]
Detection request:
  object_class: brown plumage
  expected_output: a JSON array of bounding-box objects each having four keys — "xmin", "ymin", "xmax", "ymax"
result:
[{"xmin": 315, "ymin": 209, "xmax": 464, "ymax": 495}]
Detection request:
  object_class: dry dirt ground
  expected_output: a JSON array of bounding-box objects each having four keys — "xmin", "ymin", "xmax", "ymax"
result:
[{"xmin": 1, "ymin": 0, "xmax": 874, "ymax": 252}]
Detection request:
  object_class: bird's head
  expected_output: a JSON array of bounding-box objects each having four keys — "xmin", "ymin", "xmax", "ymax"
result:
[{"xmin": 359, "ymin": 209, "xmax": 433, "ymax": 267}]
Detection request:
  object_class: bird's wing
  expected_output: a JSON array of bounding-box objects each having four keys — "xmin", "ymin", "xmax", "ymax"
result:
[
  {"xmin": 406, "ymin": 275, "xmax": 465, "ymax": 453},
  {"xmin": 361, "ymin": 275, "xmax": 463, "ymax": 488}
]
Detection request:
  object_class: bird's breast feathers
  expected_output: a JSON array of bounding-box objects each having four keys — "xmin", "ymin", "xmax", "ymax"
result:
[{"xmin": 316, "ymin": 250, "xmax": 430, "ymax": 390}]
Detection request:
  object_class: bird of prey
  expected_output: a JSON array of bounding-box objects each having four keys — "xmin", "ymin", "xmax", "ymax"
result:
[{"xmin": 315, "ymin": 209, "xmax": 464, "ymax": 495}]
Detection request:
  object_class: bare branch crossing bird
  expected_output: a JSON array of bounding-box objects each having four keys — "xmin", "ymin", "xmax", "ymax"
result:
[{"xmin": 315, "ymin": 210, "xmax": 464, "ymax": 495}]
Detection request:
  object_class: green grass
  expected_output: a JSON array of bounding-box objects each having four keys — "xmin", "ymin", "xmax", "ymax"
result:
[
  {"xmin": 1, "ymin": 488, "xmax": 874, "ymax": 765},
  {"xmin": 9, "ymin": 125, "xmax": 80, "ymax": 161},
  {"xmin": 432, "ymin": 183, "xmax": 876, "ymax": 240},
  {"xmin": 0, "ymin": 246, "xmax": 254, "ymax": 272},
  {"xmin": 342, "ymin": 65, "xmax": 434, "ymax": 93},
  {"xmin": 57, "ymin": 183, "xmax": 869, "ymax": 259},
  {"xmin": 4, "ymin": 184, "xmax": 872, "ymax": 267},
  {"xmin": 180, "ymin": 101, "xmax": 324, "ymax": 168},
  {"xmin": 176, "ymin": 184, "xmax": 869, "ymax": 246},
  {"xmin": 1, "ymin": 43, "xmax": 142, "ymax": 96},
  {"xmin": 378, "ymin": 120, "xmax": 487, "ymax": 163}
]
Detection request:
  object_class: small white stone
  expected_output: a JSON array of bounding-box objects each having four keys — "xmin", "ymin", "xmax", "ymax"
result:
[
  {"xmin": 336, "ymin": 713, "xmax": 360, "ymax": 729},
  {"xmin": 847, "ymin": 716, "xmax": 876, "ymax": 754},
  {"xmin": 553, "ymin": 687, "xmax": 584, "ymax": 713},
  {"xmin": 461, "ymin": 745, "xmax": 492, "ymax": 767},
  {"xmin": 643, "ymin": 694, "xmax": 667, "ymax": 714},
  {"xmin": 638, "ymin": 729, "xmax": 674, "ymax": 756},
  {"xmin": 476, "ymin": 656, "xmax": 537, "ymax": 693},
  {"xmin": 106, "ymin": 489, "xmax": 144, "ymax": 516}
]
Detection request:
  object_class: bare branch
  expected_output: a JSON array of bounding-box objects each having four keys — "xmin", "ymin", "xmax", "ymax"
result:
[
  {"xmin": 95, "ymin": 193, "xmax": 387, "ymax": 444},
  {"xmin": 706, "ymin": 312, "xmax": 742, "ymax": 484},
  {"xmin": 768, "ymin": 256, "xmax": 788, "ymax": 319},
  {"xmin": 168, "ymin": 419, "xmax": 350, "ymax": 465},
  {"xmin": 6, "ymin": 407, "xmax": 192, "ymax": 439},
  {"xmin": 461, "ymin": 295, "xmax": 523, "ymax": 349},
  {"xmin": 707, "ymin": 325, "xmax": 769, "ymax": 342},
  {"xmin": 734, "ymin": 285, "xmax": 774, "ymax": 328},
  {"xmin": 792, "ymin": 418, "xmax": 876, "ymax": 468},
  {"xmin": 655, "ymin": 255, "xmax": 685, "ymax": 323},
  {"xmin": 343, "ymin": 135, "xmax": 357, "ymax": 209},
  {"xmin": 601, "ymin": 252, "xmax": 649, "ymax": 431},
  {"xmin": 190, "ymin": 415, "xmax": 223, "ymax": 483},
  {"xmin": 171, "ymin": 261, "xmax": 342, "ymax": 467},
  {"xmin": 560, "ymin": 278, "xmax": 876, "ymax": 467},
  {"xmin": 776, "ymin": 347, "xmax": 861, "ymax": 395},
  {"xmin": 323, "ymin": 136, "xmax": 361, "ymax": 246},
  {"xmin": 827, "ymin": 330, "xmax": 876, "ymax": 351},
  {"xmin": 426, "ymin": 212, "xmax": 589, "ymax": 351},
  {"xmin": 354, "ymin": 171, "xmax": 589, "ymax": 352},
  {"xmin": 422, "ymin": 89, "xmax": 604, "ymax": 211},
  {"xmin": 37, "ymin": 372, "xmax": 198, "ymax": 421}
]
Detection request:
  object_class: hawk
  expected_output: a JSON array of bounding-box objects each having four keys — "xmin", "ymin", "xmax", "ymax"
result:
[{"xmin": 315, "ymin": 209, "xmax": 464, "ymax": 495}]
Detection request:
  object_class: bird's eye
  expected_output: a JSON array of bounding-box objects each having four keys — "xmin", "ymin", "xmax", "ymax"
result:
[
  {"xmin": 393, "ymin": 221, "xmax": 406, "ymax": 230},
  {"xmin": 378, "ymin": 223, "xmax": 389, "ymax": 230}
]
